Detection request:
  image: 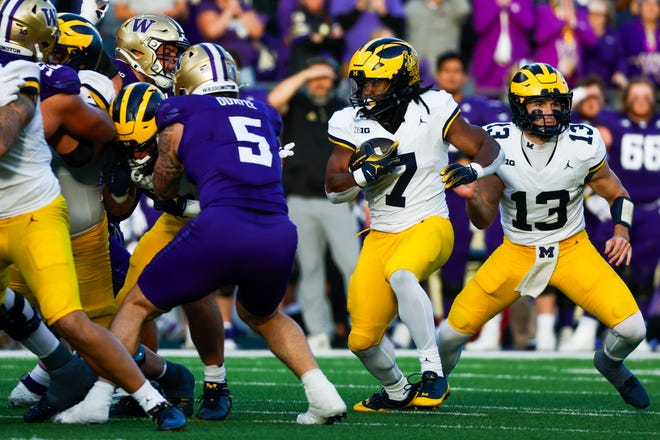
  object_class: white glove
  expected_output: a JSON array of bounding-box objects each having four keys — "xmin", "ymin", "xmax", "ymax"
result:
[
  {"xmin": 278, "ymin": 142, "xmax": 295, "ymax": 159},
  {"xmin": 80, "ymin": 0, "xmax": 109, "ymax": 25},
  {"xmin": 0, "ymin": 73, "xmax": 26, "ymax": 107}
]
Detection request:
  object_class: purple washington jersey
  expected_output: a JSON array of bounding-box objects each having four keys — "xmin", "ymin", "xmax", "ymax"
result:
[
  {"xmin": 139, "ymin": 94, "xmax": 297, "ymax": 315},
  {"xmin": 112, "ymin": 58, "xmax": 142, "ymax": 87},
  {"xmin": 38, "ymin": 63, "xmax": 80, "ymax": 101},
  {"xmin": 596, "ymin": 110, "xmax": 660, "ymax": 300},
  {"xmin": 601, "ymin": 111, "xmax": 660, "ymax": 205},
  {"xmin": 156, "ymin": 95, "xmax": 287, "ymax": 213}
]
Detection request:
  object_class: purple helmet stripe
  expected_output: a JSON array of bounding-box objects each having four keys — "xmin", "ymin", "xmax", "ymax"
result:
[
  {"xmin": 3, "ymin": 0, "xmax": 22, "ymax": 43},
  {"xmin": 200, "ymin": 43, "xmax": 219, "ymax": 82}
]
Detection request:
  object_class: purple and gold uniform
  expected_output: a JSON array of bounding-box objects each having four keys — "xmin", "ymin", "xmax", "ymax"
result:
[
  {"xmin": 138, "ymin": 95, "xmax": 297, "ymax": 316},
  {"xmin": 8, "ymin": 63, "xmax": 117, "ymax": 327}
]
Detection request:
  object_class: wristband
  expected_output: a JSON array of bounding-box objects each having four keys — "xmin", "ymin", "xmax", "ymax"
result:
[
  {"xmin": 610, "ymin": 196, "xmax": 634, "ymax": 229},
  {"xmin": 469, "ymin": 163, "xmax": 484, "ymax": 179},
  {"xmin": 353, "ymin": 168, "xmax": 367, "ymax": 187}
]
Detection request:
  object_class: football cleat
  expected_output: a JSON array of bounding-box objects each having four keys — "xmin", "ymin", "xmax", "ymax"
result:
[
  {"xmin": 410, "ymin": 371, "xmax": 450, "ymax": 409},
  {"xmin": 146, "ymin": 401, "xmax": 187, "ymax": 431},
  {"xmin": 196, "ymin": 381, "xmax": 233, "ymax": 421},
  {"xmin": 594, "ymin": 349, "xmax": 650, "ymax": 409},
  {"xmin": 297, "ymin": 380, "xmax": 347, "ymax": 424},
  {"xmin": 9, "ymin": 375, "xmax": 45, "ymax": 408},
  {"xmin": 158, "ymin": 361, "xmax": 195, "ymax": 418},
  {"xmin": 616, "ymin": 376, "xmax": 650, "ymax": 409},
  {"xmin": 353, "ymin": 383, "xmax": 418, "ymax": 412},
  {"xmin": 23, "ymin": 396, "xmax": 58, "ymax": 423},
  {"xmin": 109, "ymin": 396, "xmax": 147, "ymax": 418}
]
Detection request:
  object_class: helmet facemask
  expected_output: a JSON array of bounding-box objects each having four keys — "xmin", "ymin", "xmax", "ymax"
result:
[
  {"xmin": 348, "ymin": 37, "xmax": 421, "ymax": 120},
  {"xmin": 50, "ymin": 13, "xmax": 103, "ymax": 70},
  {"xmin": 123, "ymin": 137, "xmax": 158, "ymax": 190},
  {"xmin": 0, "ymin": 0, "xmax": 60, "ymax": 61},
  {"xmin": 509, "ymin": 63, "xmax": 573, "ymax": 141},
  {"xmin": 115, "ymin": 14, "xmax": 190, "ymax": 90}
]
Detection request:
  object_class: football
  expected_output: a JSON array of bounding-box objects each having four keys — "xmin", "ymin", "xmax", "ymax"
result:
[{"xmin": 348, "ymin": 137, "xmax": 400, "ymax": 172}]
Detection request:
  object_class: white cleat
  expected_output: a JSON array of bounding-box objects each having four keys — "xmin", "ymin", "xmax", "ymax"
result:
[
  {"xmin": 8, "ymin": 380, "xmax": 42, "ymax": 408},
  {"xmin": 296, "ymin": 382, "xmax": 346, "ymax": 425},
  {"xmin": 53, "ymin": 382, "xmax": 113, "ymax": 424},
  {"xmin": 53, "ymin": 399, "xmax": 110, "ymax": 424}
]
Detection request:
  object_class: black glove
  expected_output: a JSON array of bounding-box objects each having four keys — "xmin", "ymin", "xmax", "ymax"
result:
[
  {"xmin": 153, "ymin": 194, "xmax": 198, "ymax": 217},
  {"xmin": 102, "ymin": 159, "xmax": 131, "ymax": 197},
  {"xmin": 440, "ymin": 163, "xmax": 478, "ymax": 189},
  {"xmin": 353, "ymin": 155, "xmax": 401, "ymax": 187}
]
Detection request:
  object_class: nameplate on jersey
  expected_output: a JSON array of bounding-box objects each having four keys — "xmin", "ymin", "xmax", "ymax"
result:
[{"xmin": 515, "ymin": 243, "xmax": 559, "ymax": 298}]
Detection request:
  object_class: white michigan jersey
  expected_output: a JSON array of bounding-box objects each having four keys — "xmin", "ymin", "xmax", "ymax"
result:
[
  {"xmin": 484, "ymin": 121, "xmax": 607, "ymax": 246},
  {"xmin": 328, "ymin": 89, "xmax": 461, "ymax": 233},
  {"xmin": 0, "ymin": 60, "xmax": 59, "ymax": 219}
]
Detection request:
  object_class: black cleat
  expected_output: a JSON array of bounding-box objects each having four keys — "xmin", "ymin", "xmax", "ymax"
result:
[
  {"xmin": 109, "ymin": 396, "xmax": 147, "ymax": 418},
  {"xmin": 158, "ymin": 361, "xmax": 195, "ymax": 418},
  {"xmin": 196, "ymin": 381, "xmax": 233, "ymax": 421},
  {"xmin": 23, "ymin": 396, "xmax": 58, "ymax": 423},
  {"xmin": 410, "ymin": 371, "xmax": 450, "ymax": 409},
  {"xmin": 147, "ymin": 401, "xmax": 187, "ymax": 431},
  {"xmin": 616, "ymin": 375, "xmax": 650, "ymax": 409},
  {"xmin": 353, "ymin": 382, "xmax": 418, "ymax": 412}
]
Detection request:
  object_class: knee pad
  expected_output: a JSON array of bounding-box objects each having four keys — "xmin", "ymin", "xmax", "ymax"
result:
[
  {"xmin": 612, "ymin": 311, "xmax": 646, "ymax": 343},
  {"xmin": 0, "ymin": 290, "xmax": 41, "ymax": 341}
]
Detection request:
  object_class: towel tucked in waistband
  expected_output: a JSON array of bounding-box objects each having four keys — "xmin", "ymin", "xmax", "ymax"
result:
[{"xmin": 515, "ymin": 243, "xmax": 559, "ymax": 298}]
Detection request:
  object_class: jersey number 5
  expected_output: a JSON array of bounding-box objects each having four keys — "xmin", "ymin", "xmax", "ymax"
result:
[{"xmin": 230, "ymin": 116, "xmax": 273, "ymax": 167}]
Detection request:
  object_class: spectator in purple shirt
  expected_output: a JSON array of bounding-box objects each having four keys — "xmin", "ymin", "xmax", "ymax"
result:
[
  {"xmin": 613, "ymin": 0, "xmax": 660, "ymax": 89},
  {"xmin": 533, "ymin": 0, "xmax": 598, "ymax": 87},
  {"xmin": 330, "ymin": 0, "xmax": 405, "ymax": 69},
  {"xmin": 470, "ymin": 0, "xmax": 535, "ymax": 99},
  {"xmin": 582, "ymin": 0, "xmax": 624, "ymax": 92}
]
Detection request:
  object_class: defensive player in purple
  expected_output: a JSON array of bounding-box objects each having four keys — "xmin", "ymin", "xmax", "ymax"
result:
[
  {"xmin": 595, "ymin": 78, "xmax": 660, "ymax": 348},
  {"xmin": 110, "ymin": 42, "xmax": 347, "ymax": 425}
]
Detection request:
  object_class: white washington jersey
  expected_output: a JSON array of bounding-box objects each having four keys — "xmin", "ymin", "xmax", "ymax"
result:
[
  {"xmin": 0, "ymin": 60, "xmax": 59, "ymax": 219},
  {"xmin": 484, "ymin": 121, "xmax": 607, "ymax": 246},
  {"xmin": 328, "ymin": 89, "xmax": 461, "ymax": 233}
]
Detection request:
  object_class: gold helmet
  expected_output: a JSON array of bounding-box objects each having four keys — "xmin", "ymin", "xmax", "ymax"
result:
[
  {"xmin": 173, "ymin": 42, "xmax": 239, "ymax": 96},
  {"xmin": 509, "ymin": 63, "xmax": 573, "ymax": 140},
  {"xmin": 115, "ymin": 13, "xmax": 189, "ymax": 90},
  {"xmin": 51, "ymin": 13, "xmax": 103, "ymax": 70},
  {"xmin": 0, "ymin": 0, "xmax": 59, "ymax": 61},
  {"xmin": 348, "ymin": 37, "xmax": 420, "ymax": 119},
  {"xmin": 110, "ymin": 82, "xmax": 165, "ymax": 189}
]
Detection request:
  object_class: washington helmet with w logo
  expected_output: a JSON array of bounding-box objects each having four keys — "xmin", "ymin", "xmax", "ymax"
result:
[
  {"xmin": 0, "ymin": 0, "xmax": 59, "ymax": 61},
  {"xmin": 173, "ymin": 43, "xmax": 239, "ymax": 96},
  {"xmin": 115, "ymin": 13, "xmax": 189, "ymax": 90}
]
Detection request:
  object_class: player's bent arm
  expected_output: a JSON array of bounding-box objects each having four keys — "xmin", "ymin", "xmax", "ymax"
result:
[
  {"xmin": 445, "ymin": 116, "xmax": 504, "ymax": 176},
  {"xmin": 41, "ymin": 93, "xmax": 116, "ymax": 143},
  {"xmin": 587, "ymin": 162, "xmax": 632, "ymax": 265},
  {"xmin": 0, "ymin": 93, "xmax": 36, "ymax": 158},
  {"xmin": 154, "ymin": 123, "xmax": 184, "ymax": 201},
  {"xmin": 325, "ymin": 144, "xmax": 360, "ymax": 202},
  {"xmin": 464, "ymin": 174, "xmax": 504, "ymax": 230}
]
